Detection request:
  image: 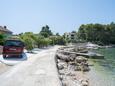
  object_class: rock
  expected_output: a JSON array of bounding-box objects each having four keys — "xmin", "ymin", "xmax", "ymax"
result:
[
  {"xmin": 69, "ymin": 62, "xmax": 76, "ymax": 65},
  {"xmin": 56, "ymin": 53, "xmax": 71, "ymax": 62},
  {"xmin": 80, "ymin": 62, "xmax": 90, "ymax": 72},
  {"xmin": 82, "ymin": 66, "xmax": 90, "ymax": 72},
  {"xmin": 59, "ymin": 75, "xmax": 64, "ymax": 80},
  {"xmin": 66, "ymin": 72, "xmax": 76, "ymax": 77},
  {"xmin": 79, "ymin": 50, "xmax": 88, "ymax": 53},
  {"xmin": 80, "ymin": 79, "xmax": 89, "ymax": 86},
  {"xmin": 68, "ymin": 64, "xmax": 76, "ymax": 71},
  {"xmin": 56, "ymin": 47, "xmax": 90, "ymax": 86},
  {"xmin": 57, "ymin": 59, "xmax": 61, "ymax": 63},
  {"xmin": 69, "ymin": 54, "xmax": 76, "ymax": 61},
  {"xmin": 74, "ymin": 66, "xmax": 81, "ymax": 71},
  {"xmin": 59, "ymin": 69, "xmax": 66, "ymax": 75},
  {"xmin": 78, "ymin": 47, "xmax": 86, "ymax": 52},
  {"xmin": 75, "ymin": 56, "xmax": 88, "ymax": 63},
  {"xmin": 56, "ymin": 52, "xmax": 77, "ymax": 62},
  {"xmin": 57, "ymin": 62, "xmax": 67, "ymax": 70},
  {"xmin": 62, "ymin": 80, "xmax": 68, "ymax": 86},
  {"xmin": 58, "ymin": 64, "xmax": 64, "ymax": 70},
  {"xmin": 59, "ymin": 48, "xmax": 65, "ymax": 50},
  {"xmin": 63, "ymin": 78, "xmax": 81, "ymax": 86}
]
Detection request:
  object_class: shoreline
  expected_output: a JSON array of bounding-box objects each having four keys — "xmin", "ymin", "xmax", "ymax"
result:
[{"xmin": 56, "ymin": 44, "xmax": 115, "ymax": 86}]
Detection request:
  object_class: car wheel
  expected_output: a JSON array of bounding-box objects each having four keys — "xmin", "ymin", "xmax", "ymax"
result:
[{"xmin": 3, "ymin": 55, "xmax": 6, "ymax": 58}]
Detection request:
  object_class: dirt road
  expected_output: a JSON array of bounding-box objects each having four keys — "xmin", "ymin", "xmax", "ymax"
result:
[{"xmin": 0, "ymin": 46, "xmax": 61, "ymax": 86}]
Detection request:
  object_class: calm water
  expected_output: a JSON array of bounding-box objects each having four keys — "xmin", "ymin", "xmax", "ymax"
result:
[{"xmin": 91, "ymin": 48, "xmax": 115, "ymax": 86}]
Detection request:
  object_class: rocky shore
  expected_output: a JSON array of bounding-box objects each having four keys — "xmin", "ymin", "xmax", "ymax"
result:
[{"xmin": 55, "ymin": 46, "xmax": 91, "ymax": 86}]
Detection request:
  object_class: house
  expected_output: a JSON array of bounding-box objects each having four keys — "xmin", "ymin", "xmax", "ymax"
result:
[
  {"xmin": 0, "ymin": 26, "xmax": 12, "ymax": 35},
  {"xmin": 64, "ymin": 31, "xmax": 77, "ymax": 41}
]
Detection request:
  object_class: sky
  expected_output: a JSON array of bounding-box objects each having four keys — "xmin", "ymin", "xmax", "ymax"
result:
[{"xmin": 0, "ymin": 0, "xmax": 115, "ymax": 35}]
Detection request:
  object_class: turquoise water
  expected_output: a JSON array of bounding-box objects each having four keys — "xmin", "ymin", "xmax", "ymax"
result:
[{"xmin": 91, "ymin": 48, "xmax": 115, "ymax": 86}]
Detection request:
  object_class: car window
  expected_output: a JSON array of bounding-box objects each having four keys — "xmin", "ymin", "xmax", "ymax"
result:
[{"xmin": 5, "ymin": 40, "xmax": 24, "ymax": 47}]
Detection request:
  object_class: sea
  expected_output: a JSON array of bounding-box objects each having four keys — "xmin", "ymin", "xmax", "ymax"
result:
[{"xmin": 87, "ymin": 48, "xmax": 115, "ymax": 86}]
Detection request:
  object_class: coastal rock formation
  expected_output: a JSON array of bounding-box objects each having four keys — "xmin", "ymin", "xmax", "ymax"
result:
[{"xmin": 56, "ymin": 46, "xmax": 90, "ymax": 86}]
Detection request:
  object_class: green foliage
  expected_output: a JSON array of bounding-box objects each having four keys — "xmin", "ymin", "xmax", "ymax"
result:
[
  {"xmin": 19, "ymin": 32, "xmax": 52, "ymax": 51},
  {"xmin": 23, "ymin": 37, "xmax": 34, "ymax": 52},
  {"xmin": 39, "ymin": 25, "xmax": 53, "ymax": 37},
  {"xmin": 0, "ymin": 34, "xmax": 5, "ymax": 45},
  {"xmin": 19, "ymin": 32, "xmax": 35, "ymax": 52},
  {"xmin": 49, "ymin": 36, "xmax": 66, "ymax": 45},
  {"xmin": 34, "ymin": 35, "xmax": 51, "ymax": 48},
  {"xmin": 56, "ymin": 33, "xmax": 60, "ymax": 36},
  {"xmin": 77, "ymin": 22, "xmax": 115, "ymax": 45},
  {"xmin": 19, "ymin": 25, "xmax": 65, "ymax": 51}
]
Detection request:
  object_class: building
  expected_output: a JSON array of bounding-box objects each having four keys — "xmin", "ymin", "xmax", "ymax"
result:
[
  {"xmin": 64, "ymin": 31, "xmax": 77, "ymax": 41},
  {"xmin": 0, "ymin": 26, "xmax": 12, "ymax": 35}
]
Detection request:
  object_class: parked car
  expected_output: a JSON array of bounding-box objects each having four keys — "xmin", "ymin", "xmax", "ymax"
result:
[{"xmin": 2, "ymin": 39, "xmax": 25, "ymax": 58}]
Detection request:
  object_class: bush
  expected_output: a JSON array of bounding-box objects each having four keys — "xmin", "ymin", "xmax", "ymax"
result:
[{"xmin": 19, "ymin": 32, "xmax": 35, "ymax": 52}]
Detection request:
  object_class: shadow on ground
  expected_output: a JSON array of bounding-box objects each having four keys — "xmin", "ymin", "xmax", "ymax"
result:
[{"xmin": 0, "ymin": 53, "xmax": 28, "ymax": 65}]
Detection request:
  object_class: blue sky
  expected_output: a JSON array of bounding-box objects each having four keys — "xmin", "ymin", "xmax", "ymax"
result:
[{"xmin": 0, "ymin": 0, "xmax": 115, "ymax": 35}]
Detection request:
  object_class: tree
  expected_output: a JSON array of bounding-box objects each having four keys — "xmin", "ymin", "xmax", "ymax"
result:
[
  {"xmin": 23, "ymin": 37, "xmax": 34, "ymax": 52},
  {"xmin": 78, "ymin": 24, "xmax": 87, "ymax": 41},
  {"xmin": 56, "ymin": 33, "xmax": 60, "ymax": 36},
  {"xmin": 0, "ymin": 34, "xmax": 5, "ymax": 45},
  {"xmin": 19, "ymin": 32, "xmax": 36, "ymax": 52},
  {"xmin": 77, "ymin": 22, "xmax": 115, "ymax": 45},
  {"xmin": 34, "ymin": 34, "xmax": 51, "ymax": 48},
  {"xmin": 19, "ymin": 32, "xmax": 52, "ymax": 49},
  {"xmin": 39, "ymin": 25, "xmax": 53, "ymax": 37},
  {"xmin": 49, "ymin": 36, "xmax": 66, "ymax": 45}
]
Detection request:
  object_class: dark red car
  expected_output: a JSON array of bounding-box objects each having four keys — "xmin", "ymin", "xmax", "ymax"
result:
[{"xmin": 2, "ymin": 39, "xmax": 25, "ymax": 58}]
